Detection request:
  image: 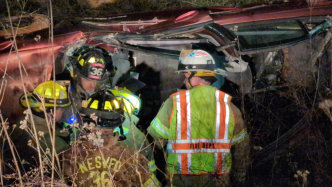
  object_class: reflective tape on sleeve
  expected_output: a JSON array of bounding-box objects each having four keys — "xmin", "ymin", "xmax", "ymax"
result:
[
  {"xmin": 231, "ymin": 130, "xmax": 248, "ymax": 145},
  {"xmin": 151, "ymin": 118, "xmax": 169, "ymax": 138}
]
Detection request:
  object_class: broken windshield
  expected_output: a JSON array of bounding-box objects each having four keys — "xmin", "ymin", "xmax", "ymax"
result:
[{"xmin": 224, "ymin": 19, "xmax": 308, "ymax": 52}]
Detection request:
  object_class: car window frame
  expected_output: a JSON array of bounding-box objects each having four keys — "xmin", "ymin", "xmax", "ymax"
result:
[{"xmin": 221, "ymin": 18, "xmax": 311, "ymax": 54}]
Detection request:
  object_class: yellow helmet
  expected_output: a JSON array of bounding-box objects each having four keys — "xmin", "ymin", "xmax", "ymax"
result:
[
  {"xmin": 81, "ymin": 89, "xmax": 125, "ymax": 128},
  {"xmin": 109, "ymin": 89, "xmax": 141, "ymax": 115},
  {"xmin": 20, "ymin": 81, "xmax": 71, "ymax": 109},
  {"xmin": 81, "ymin": 88, "xmax": 141, "ymax": 127}
]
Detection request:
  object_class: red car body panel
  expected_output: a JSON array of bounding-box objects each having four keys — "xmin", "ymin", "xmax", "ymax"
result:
[
  {"xmin": 0, "ymin": 1, "xmax": 331, "ymax": 120},
  {"xmin": 0, "ymin": 31, "xmax": 84, "ymax": 119},
  {"xmin": 137, "ymin": 10, "xmax": 214, "ymax": 34},
  {"xmin": 0, "ymin": 31, "xmax": 84, "ymax": 53},
  {"xmin": 81, "ymin": 1, "xmax": 332, "ymax": 33},
  {"xmin": 212, "ymin": 4, "xmax": 332, "ymax": 26},
  {"xmin": 0, "ymin": 31, "xmax": 84, "ymax": 74}
]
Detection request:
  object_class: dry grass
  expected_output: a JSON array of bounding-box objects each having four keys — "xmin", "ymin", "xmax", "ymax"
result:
[
  {"xmin": 1, "ymin": 0, "xmax": 332, "ymax": 186},
  {"xmin": 61, "ymin": 131, "xmax": 152, "ymax": 187}
]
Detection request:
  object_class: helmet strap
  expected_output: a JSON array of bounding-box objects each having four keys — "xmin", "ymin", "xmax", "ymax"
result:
[{"xmin": 186, "ymin": 71, "xmax": 196, "ymax": 89}]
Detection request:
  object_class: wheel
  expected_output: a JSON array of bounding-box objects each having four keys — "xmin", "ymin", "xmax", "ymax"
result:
[{"xmin": 0, "ymin": 13, "xmax": 49, "ymax": 38}]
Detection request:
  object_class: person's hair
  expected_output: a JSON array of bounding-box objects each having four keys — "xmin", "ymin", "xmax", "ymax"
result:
[{"xmin": 199, "ymin": 76, "xmax": 217, "ymax": 84}]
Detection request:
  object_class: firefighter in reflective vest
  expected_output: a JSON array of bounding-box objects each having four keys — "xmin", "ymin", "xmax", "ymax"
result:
[
  {"xmin": 63, "ymin": 89, "xmax": 159, "ymax": 186},
  {"xmin": 147, "ymin": 49, "xmax": 250, "ymax": 186}
]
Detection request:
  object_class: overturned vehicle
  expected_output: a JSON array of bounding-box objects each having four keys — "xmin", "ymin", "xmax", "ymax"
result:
[
  {"xmin": 1, "ymin": 0, "xmax": 332, "ymax": 185},
  {"xmin": 0, "ymin": 1, "xmax": 331, "ymax": 118}
]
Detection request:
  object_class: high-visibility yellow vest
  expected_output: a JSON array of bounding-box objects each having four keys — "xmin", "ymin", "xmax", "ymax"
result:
[
  {"xmin": 109, "ymin": 89, "xmax": 141, "ymax": 115},
  {"xmin": 166, "ymin": 86, "xmax": 235, "ymax": 175}
]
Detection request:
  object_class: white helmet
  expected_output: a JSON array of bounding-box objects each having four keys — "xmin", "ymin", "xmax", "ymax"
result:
[{"xmin": 177, "ymin": 49, "xmax": 227, "ymax": 76}]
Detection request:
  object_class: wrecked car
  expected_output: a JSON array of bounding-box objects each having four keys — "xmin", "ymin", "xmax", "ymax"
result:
[{"xmin": 0, "ymin": 0, "xmax": 331, "ymax": 124}]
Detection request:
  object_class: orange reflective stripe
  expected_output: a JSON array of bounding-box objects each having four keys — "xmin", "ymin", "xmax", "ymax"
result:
[
  {"xmin": 181, "ymin": 153, "xmax": 189, "ymax": 174},
  {"xmin": 218, "ymin": 91, "xmax": 226, "ymax": 139},
  {"xmin": 216, "ymin": 153, "xmax": 223, "ymax": 174},
  {"xmin": 179, "ymin": 90, "xmax": 191, "ymax": 173},
  {"xmin": 171, "ymin": 142, "xmax": 231, "ymax": 150},
  {"xmin": 179, "ymin": 90, "xmax": 187, "ymax": 140}
]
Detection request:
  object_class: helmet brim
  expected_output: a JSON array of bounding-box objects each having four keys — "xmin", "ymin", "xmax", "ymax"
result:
[
  {"xmin": 19, "ymin": 93, "xmax": 71, "ymax": 109},
  {"xmin": 19, "ymin": 93, "xmax": 41, "ymax": 109},
  {"xmin": 76, "ymin": 69, "xmax": 110, "ymax": 82},
  {"xmin": 177, "ymin": 68, "xmax": 228, "ymax": 76},
  {"xmin": 81, "ymin": 108, "xmax": 124, "ymax": 128}
]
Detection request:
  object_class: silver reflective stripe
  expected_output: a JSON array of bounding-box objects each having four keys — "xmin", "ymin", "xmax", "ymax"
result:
[
  {"xmin": 188, "ymin": 153, "xmax": 192, "ymax": 173},
  {"xmin": 169, "ymin": 149, "xmax": 230, "ymax": 154},
  {"xmin": 168, "ymin": 139, "xmax": 230, "ymax": 144},
  {"xmin": 186, "ymin": 90, "xmax": 191, "ymax": 173},
  {"xmin": 231, "ymin": 131, "xmax": 247, "ymax": 145},
  {"xmin": 221, "ymin": 153, "xmax": 226, "ymax": 173},
  {"xmin": 214, "ymin": 153, "xmax": 218, "ymax": 172},
  {"xmin": 224, "ymin": 94, "xmax": 230, "ymax": 139},
  {"xmin": 166, "ymin": 143, "xmax": 174, "ymax": 153},
  {"xmin": 186, "ymin": 90, "xmax": 191, "ymax": 139},
  {"xmin": 215, "ymin": 90, "xmax": 221, "ymax": 139},
  {"xmin": 152, "ymin": 119, "xmax": 169, "ymax": 137},
  {"xmin": 178, "ymin": 154, "xmax": 182, "ymax": 173},
  {"xmin": 176, "ymin": 93, "xmax": 181, "ymax": 140}
]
